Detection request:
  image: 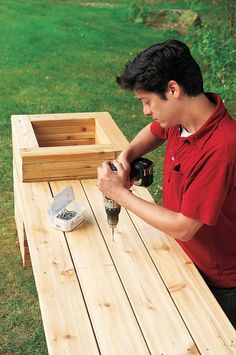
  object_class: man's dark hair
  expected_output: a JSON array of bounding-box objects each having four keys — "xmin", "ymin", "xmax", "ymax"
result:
[{"xmin": 116, "ymin": 40, "xmax": 204, "ymax": 99}]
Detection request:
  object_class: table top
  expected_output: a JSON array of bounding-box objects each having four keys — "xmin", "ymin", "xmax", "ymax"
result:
[{"xmin": 16, "ymin": 176, "xmax": 236, "ymax": 355}]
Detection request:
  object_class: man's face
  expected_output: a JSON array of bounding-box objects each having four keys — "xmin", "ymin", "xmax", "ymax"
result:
[{"xmin": 135, "ymin": 88, "xmax": 180, "ymax": 128}]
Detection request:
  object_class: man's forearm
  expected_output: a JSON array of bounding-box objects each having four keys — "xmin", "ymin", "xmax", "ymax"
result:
[
  {"xmin": 114, "ymin": 187, "xmax": 203, "ymax": 242},
  {"xmin": 118, "ymin": 123, "xmax": 165, "ymax": 163}
]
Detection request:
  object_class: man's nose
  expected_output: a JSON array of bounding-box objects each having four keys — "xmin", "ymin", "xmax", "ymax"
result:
[{"xmin": 143, "ymin": 105, "xmax": 152, "ymax": 116}]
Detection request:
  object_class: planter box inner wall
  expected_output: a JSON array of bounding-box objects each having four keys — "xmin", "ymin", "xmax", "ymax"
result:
[{"xmin": 31, "ymin": 118, "xmax": 96, "ymax": 147}]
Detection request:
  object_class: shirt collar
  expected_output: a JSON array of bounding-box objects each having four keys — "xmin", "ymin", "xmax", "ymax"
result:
[{"xmin": 178, "ymin": 93, "xmax": 227, "ymax": 150}]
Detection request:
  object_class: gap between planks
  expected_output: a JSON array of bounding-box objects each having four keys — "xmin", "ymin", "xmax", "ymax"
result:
[
  {"xmin": 50, "ymin": 180, "xmax": 151, "ymax": 355},
  {"xmin": 53, "ymin": 179, "xmax": 199, "ymax": 355}
]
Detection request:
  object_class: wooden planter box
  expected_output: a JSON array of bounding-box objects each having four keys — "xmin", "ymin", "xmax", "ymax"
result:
[{"xmin": 11, "ymin": 112, "xmax": 128, "ymax": 182}]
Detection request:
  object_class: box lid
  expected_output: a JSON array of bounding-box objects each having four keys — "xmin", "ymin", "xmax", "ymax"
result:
[{"xmin": 51, "ymin": 186, "xmax": 74, "ymax": 216}]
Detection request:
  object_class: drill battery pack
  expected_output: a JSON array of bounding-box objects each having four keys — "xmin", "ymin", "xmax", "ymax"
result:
[{"xmin": 130, "ymin": 157, "xmax": 154, "ymax": 187}]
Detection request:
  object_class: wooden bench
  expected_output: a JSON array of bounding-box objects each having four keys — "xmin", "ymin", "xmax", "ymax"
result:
[{"xmin": 12, "ymin": 113, "xmax": 236, "ymax": 354}]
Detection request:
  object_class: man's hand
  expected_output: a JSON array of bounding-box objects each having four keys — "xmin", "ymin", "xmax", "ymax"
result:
[
  {"xmin": 116, "ymin": 151, "xmax": 131, "ymax": 176},
  {"xmin": 97, "ymin": 160, "xmax": 130, "ymax": 200}
]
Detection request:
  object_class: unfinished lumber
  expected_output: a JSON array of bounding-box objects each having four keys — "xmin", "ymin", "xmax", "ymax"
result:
[
  {"xmin": 95, "ymin": 119, "xmax": 112, "ymax": 145},
  {"xmin": 95, "ymin": 113, "xmax": 128, "ymax": 153},
  {"xmin": 11, "ymin": 115, "xmax": 39, "ymax": 147},
  {"xmin": 13, "ymin": 168, "xmax": 99, "ymax": 355},
  {"xmin": 50, "ymin": 180, "xmax": 150, "ymax": 355},
  {"xmin": 14, "ymin": 169, "xmax": 31, "ymax": 267},
  {"xmin": 31, "ymin": 118, "xmax": 95, "ymax": 147},
  {"xmin": 128, "ymin": 185, "xmax": 236, "ymax": 354},
  {"xmin": 78, "ymin": 179, "xmax": 199, "ymax": 354},
  {"xmin": 21, "ymin": 144, "xmax": 116, "ymax": 181},
  {"xmin": 11, "ymin": 115, "xmax": 39, "ymax": 181},
  {"xmin": 11, "ymin": 112, "xmax": 128, "ymax": 182},
  {"xmin": 12, "ymin": 110, "xmax": 236, "ymax": 354}
]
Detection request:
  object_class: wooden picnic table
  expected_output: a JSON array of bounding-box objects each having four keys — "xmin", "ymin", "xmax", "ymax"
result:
[{"xmin": 12, "ymin": 113, "xmax": 236, "ymax": 354}]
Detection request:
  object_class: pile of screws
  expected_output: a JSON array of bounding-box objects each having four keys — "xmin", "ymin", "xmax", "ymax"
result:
[{"xmin": 57, "ymin": 209, "xmax": 77, "ymax": 220}]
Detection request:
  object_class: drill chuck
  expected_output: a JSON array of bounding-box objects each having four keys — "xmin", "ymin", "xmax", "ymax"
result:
[
  {"xmin": 107, "ymin": 215, "xmax": 119, "ymax": 228},
  {"xmin": 103, "ymin": 157, "xmax": 153, "ymax": 241},
  {"xmin": 104, "ymin": 196, "xmax": 121, "ymax": 228}
]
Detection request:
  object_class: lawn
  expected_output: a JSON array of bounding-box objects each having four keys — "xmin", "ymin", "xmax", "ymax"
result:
[{"xmin": 0, "ymin": 0, "xmax": 235, "ymax": 353}]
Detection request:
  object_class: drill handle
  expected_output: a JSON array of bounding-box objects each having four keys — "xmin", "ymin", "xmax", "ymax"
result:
[
  {"xmin": 108, "ymin": 162, "xmax": 117, "ymax": 172},
  {"xmin": 108, "ymin": 158, "xmax": 153, "ymax": 187}
]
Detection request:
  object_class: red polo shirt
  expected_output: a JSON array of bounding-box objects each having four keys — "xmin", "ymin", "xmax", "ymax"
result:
[{"xmin": 150, "ymin": 93, "xmax": 236, "ymax": 287}]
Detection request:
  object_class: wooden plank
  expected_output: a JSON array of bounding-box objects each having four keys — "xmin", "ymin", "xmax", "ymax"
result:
[
  {"xmin": 11, "ymin": 115, "xmax": 39, "ymax": 181},
  {"xmin": 21, "ymin": 166, "xmax": 106, "ymax": 181},
  {"xmin": 21, "ymin": 144, "xmax": 115, "ymax": 159},
  {"xmin": 13, "ymin": 152, "xmax": 31, "ymax": 268},
  {"xmin": 33, "ymin": 119, "xmax": 96, "ymax": 146},
  {"xmin": 21, "ymin": 160, "xmax": 115, "ymax": 182},
  {"xmin": 14, "ymin": 213, "xmax": 31, "ymax": 267},
  {"xmin": 31, "ymin": 117, "xmax": 95, "ymax": 128},
  {"xmin": 32, "ymin": 124, "xmax": 95, "ymax": 134},
  {"xmin": 95, "ymin": 120, "xmax": 112, "ymax": 145},
  {"xmin": 28, "ymin": 111, "xmax": 109, "ymax": 121},
  {"xmin": 78, "ymin": 265, "xmax": 150, "ymax": 355},
  {"xmin": 80, "ymin": 179, "xmax": 199, "ymax": 354},
  {"xmin": 12, "ymin": 132, "xmax": 24, "ymax": 182},
  {"xmin": 14, "ymin": 168, "xmax": 31, "ymax": 268},
  {"xmin": 13, "ymin": 167, "xmax": 99, "ymax": 354},
  {"xmin": 24, "ymin": 160, "xmax": 113, "ymax": 173},
  {"xmin": 36, "ymin": 132, "xmax": 95, "ymax": 142},
  {"xmin": 50, "ymin": 180, "xmax": 150, "ymax": 355},
  {"xmin": 38, "ymin": 138, "xmax": 95, "ymax": 147},
  {"xmin": 11, "ymin": 115, "xmax": 39, "ymax": 148},
  {"xmin": 21, "ymin": 170, "xmax": 99, "ymax": 182},
  {"xmin": 20, "ymin": 144, "xmax": 116, "ymax": 182},
  {"xmin": 128, "ymin": 185, "xmax": 236, "ymax": 354},
  {"xmin": 95, "ymin": 113, "xmax": 128, "ymax": 155}
]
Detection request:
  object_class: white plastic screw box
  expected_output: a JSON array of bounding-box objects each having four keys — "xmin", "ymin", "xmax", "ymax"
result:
[{"xmin": 48, "ymin": 186, "xmax": 86, "ymax": 232}]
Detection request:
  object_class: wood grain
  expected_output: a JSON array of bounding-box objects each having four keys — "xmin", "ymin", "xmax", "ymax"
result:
[
  {"xmin": 13, "ymin": 167, "xmax": 99, "ymax": 355},
  {"xmin": 80, "ymin": 179, "xmax": 199, "ymax": 354},
  {"xmin": 129, "ymin": 185, "xmax": 236, "ymax": 354}
]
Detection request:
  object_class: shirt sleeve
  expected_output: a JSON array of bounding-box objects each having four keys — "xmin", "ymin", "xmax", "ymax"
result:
[{"xmin": 180, "ymin": 159, "xmax": 235, "ymax": 225}]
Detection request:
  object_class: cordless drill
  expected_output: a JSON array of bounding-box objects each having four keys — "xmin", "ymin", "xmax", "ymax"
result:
[{"xmin": 104, "ymin": 157, "xmax": 154, "ymax": 241}]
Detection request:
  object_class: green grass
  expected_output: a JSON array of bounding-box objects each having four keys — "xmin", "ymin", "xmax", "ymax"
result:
[{"xmin": 0, "ymin": 0, "xmax": 235, "ymax": 353}]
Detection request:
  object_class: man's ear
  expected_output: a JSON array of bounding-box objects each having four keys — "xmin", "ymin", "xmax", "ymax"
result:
[{"xmin": 167, "ymin": 80, "xmax": 181, "ymax": 98}]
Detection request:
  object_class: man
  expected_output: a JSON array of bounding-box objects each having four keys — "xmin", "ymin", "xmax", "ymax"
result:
[{"xmin": 97, "ymin": 40, "xmax": 236, "ymax": 328}]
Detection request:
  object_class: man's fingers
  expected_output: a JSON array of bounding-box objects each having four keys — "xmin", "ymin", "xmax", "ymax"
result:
[
  {"xmin": 101, "ymin": 161, "xmax": 112, "ymax": 174},
  {"xmin": 97, "ymin": 161, "xmax": 114, "ymax": 179},
  {"xmin": 97, "ymin": 160, "xmax": 126, "ymax": 179},
  {"xmin": 113, "ymin": 160, "xmax": 124, "ymax": 173},
  {"xmin": 97, "ymin": 166, "xmax": 103, "ymax": 178}
]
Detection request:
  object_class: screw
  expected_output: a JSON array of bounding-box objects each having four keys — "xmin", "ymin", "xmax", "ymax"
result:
[{"xmin": 57, "ymin": 209, "xmax": 76, "ymax": 220}]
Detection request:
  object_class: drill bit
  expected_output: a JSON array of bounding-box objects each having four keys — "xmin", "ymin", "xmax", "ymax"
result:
[{"xmin": 112, "ymin": 227, "xmax": 115, "ymax": 242}]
